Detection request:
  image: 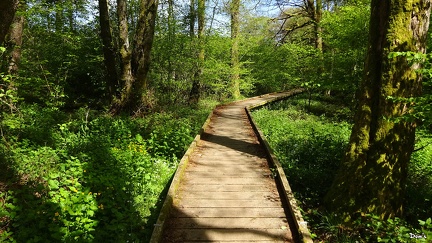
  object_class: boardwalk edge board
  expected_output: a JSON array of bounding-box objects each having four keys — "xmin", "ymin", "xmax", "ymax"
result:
[
  {"xmin": 245, "ymin": 89, "xmax": 313, "ymax": 243},
  {"xmin": 149, "ymin": 110, "xmax": 214, "ymax": 243}
]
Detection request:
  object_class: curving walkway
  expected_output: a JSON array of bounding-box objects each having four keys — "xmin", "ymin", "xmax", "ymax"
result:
[{"xmin": 151, "ymin": 90, "xmax": 309, "ymax": 243}]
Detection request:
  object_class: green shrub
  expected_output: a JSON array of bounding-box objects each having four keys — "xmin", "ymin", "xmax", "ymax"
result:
[
  {"xmin": 0, "ymin": 102, "xmax": 211, "ymax": 242},
  {"xmin": 252, "ymin": 102, "xmax": 351, "ymax": 206}
]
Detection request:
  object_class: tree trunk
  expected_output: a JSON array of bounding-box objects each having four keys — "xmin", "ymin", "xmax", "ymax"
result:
[
  {"xmin": 0, "ymin": 0, "xmax": 19, "ymax": 46},
  {"xmin": 230, "ymin": 0, "xmax": 241, "ymax": 99},
  {"xmin": 189, "ymin": 0, "xmax": 196, "ymax": 38},
  {"xmin": 112, "ymin": 0, "xmax": 158, "ymax": 115},
  {"xmin": 67, "ymin": 0, "xmax": 75, "ymax": 32},
  {"xmin": 325, "ymin": 0, "xmax": 431, "ymax": 221},
  {"xmin": 209, "ymin": 0, "xmax": 218, "ymax": 32},
  {"xmin": 98, "ymin": 0, "xmax": 119, "ymax": 98},
  {"xmin": 117, "ymin": 0, "xmax": 133, "ymax": 100},
  {"xmin": 55, "ymin": 0, "xmax": 64, "ymax": 32},
  {"xmin": 315, "ymin": 0, "xmax": 322, "ymax": 51},
  {"xmin": 7, "ymin": 1, "xmax": 25, "ymax": 76},
  {"xmin": 305, "ymin": 0, "xmax": 322, "ymax": 50},
  {"xmin": 189, "ymin": 0, "xmax": 205, "ymax": 104},
  {"xmin": 167, "ymin": 0, "xmax": 175, "ymax": 82},
  {"xmin": 306, "ymin": 0, "xmax": 315, "ymax": 22}
]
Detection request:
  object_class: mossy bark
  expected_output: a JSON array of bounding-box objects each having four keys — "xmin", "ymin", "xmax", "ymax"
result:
[
  {"xmin": 117, "ymin": 0, "xmax": 133, "ymax": 100},
  {"xmin": 325, "ymin": 0, "xmax": 431, "ymax": 221},
  {"xmin": 0, "ymin": 0, "xmax": 18, "ymax": 46},
  {"xmin": 111, "ymin": 0, "xmax": 158, "ymax": 115},
  {"xmin": 314, "ymin": 0, "xmax": 323, "ymax": 51},
  {"xmin": 6, "ymin": 1, "xmax": 25, "ymax": 76},
  {"xmin": 98, "ymin": 0, "xmax": 119, "ymax": 98}
]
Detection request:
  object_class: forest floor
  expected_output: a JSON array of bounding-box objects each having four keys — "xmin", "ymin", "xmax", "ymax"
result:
[{"xmin": 160, "ymin": 93, "xmax": 301, "ymax": 242}]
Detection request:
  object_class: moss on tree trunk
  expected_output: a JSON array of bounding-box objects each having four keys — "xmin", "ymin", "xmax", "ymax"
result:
[
  {"xmin": 325, "ymin": 0, "xmax": 431, "ymax": 221},
  {"xmin": 0, "ymin": 0, "xmax": 18, "ymax": 46},
  {"xmin": 111, "ymin": 0, "xmax": 158, "ymax": 115},
  {"xmin": 6, "ymin": 1, "xmax": 25, "ymax": 76}
]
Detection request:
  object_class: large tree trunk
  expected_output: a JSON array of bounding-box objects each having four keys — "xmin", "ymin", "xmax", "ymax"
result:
[
  {"xmin": 189, "ymin": 0, "xmax": 205, "ymax": 104},
  {"xmin": 131, "ymin": 0, "xmax": 158, "ymax": 85},
  {"xmin": 7, "ymin": 1, "xmax": 25, "ymax": 76},
  {"xmin": 112, "ymin": 0, "xmax": 158, "ymax": 115},
  {"xmin": 0, "ymin": 0, "xmax": 19, "ymax": 46},
  {"xmin": 98, "ymin": 0, "xmax": 119, "ymax": 98},
  {"xmin": 325, "ymin": 0, "xmax": 431, "ymax": 221},
  {"xmin": 230, "ymin": 0, "xmax": 241, "ymax": 99}
]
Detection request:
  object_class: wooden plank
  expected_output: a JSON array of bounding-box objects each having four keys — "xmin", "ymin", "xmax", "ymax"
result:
[
  {"xmin": 164, "ymin": 228, "xmax": 292, "ymax": 241},
  {"xmin": 187, "ymin": 163, "xmax": 267, "ymax": 171},
  {"xmin": 180, "ymin": 184, "xmax": 271, "ymax": 192},
  {"xmin": 183, "ymin": 176, "xmax": 274, "ymax": 185},
  {"xmin": 178, "ymin": 191, "xmax": 278, "ymax": 200},
  {"xmin": 183, "ymin": 171, "xmax": 270, "ymax": 178},
  {"xmin": 195, "ymin": 150, "xmax": 264, "ymax": 157},
  {"xmin": 190, "ymin": 160, "xmax": 266, "ymax": 166},
  {"xmin": 172, "ymin": 207, "xmax": 287, "ymax": 218},
  {"xmin": 167, "ymin": 217, "xmax": 289, "ymax": 229},
  {"xmin": 176, "ymin": 199, "xmax": 282, "ymax": 208},
  {"xmin": 186, "ymin": 166, "xmax": 268, "ymax": 172}
]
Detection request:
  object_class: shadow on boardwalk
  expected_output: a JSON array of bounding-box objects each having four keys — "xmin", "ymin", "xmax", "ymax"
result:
[
  {"xmin": 201, "ymin": 131, "xmax": 266, "ymax": 158},
  {"xmin": 162, "ymin": 205, "xmax": 295, "ymax": 242}
]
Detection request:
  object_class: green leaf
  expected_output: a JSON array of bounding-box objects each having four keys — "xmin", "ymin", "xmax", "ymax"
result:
[
  {"xmin": 136, "ymin": 134, "xmax": 144, "ymax": 143},
  {"xmin": 69, "ymin": 186, "xmax": 77, "ymax": 192},
  {"xmin": 50, "ymin": 173, "xmax": 60, "ymax": 179},
  {"xmin": 48, "ymin": 180, "xmax": 59, "ymax": 190},
  {"xmin": 87, "ymin": 210, "xmax": 95, "ymax": 217}
]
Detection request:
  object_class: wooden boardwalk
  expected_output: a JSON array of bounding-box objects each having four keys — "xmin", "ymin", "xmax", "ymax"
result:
[{"xmin": 151, "ymin": 91, "xmax": 311, "ymax": 243}]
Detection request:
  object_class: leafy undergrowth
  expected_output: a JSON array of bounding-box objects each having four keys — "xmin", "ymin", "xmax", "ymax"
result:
[
  {"xmin": 0, "ymin": 100, "xmax": 215, "ymax": 242},
  {"xmin": 252, "ymin": 94, "xmax": 432, "ymax": 242}
]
